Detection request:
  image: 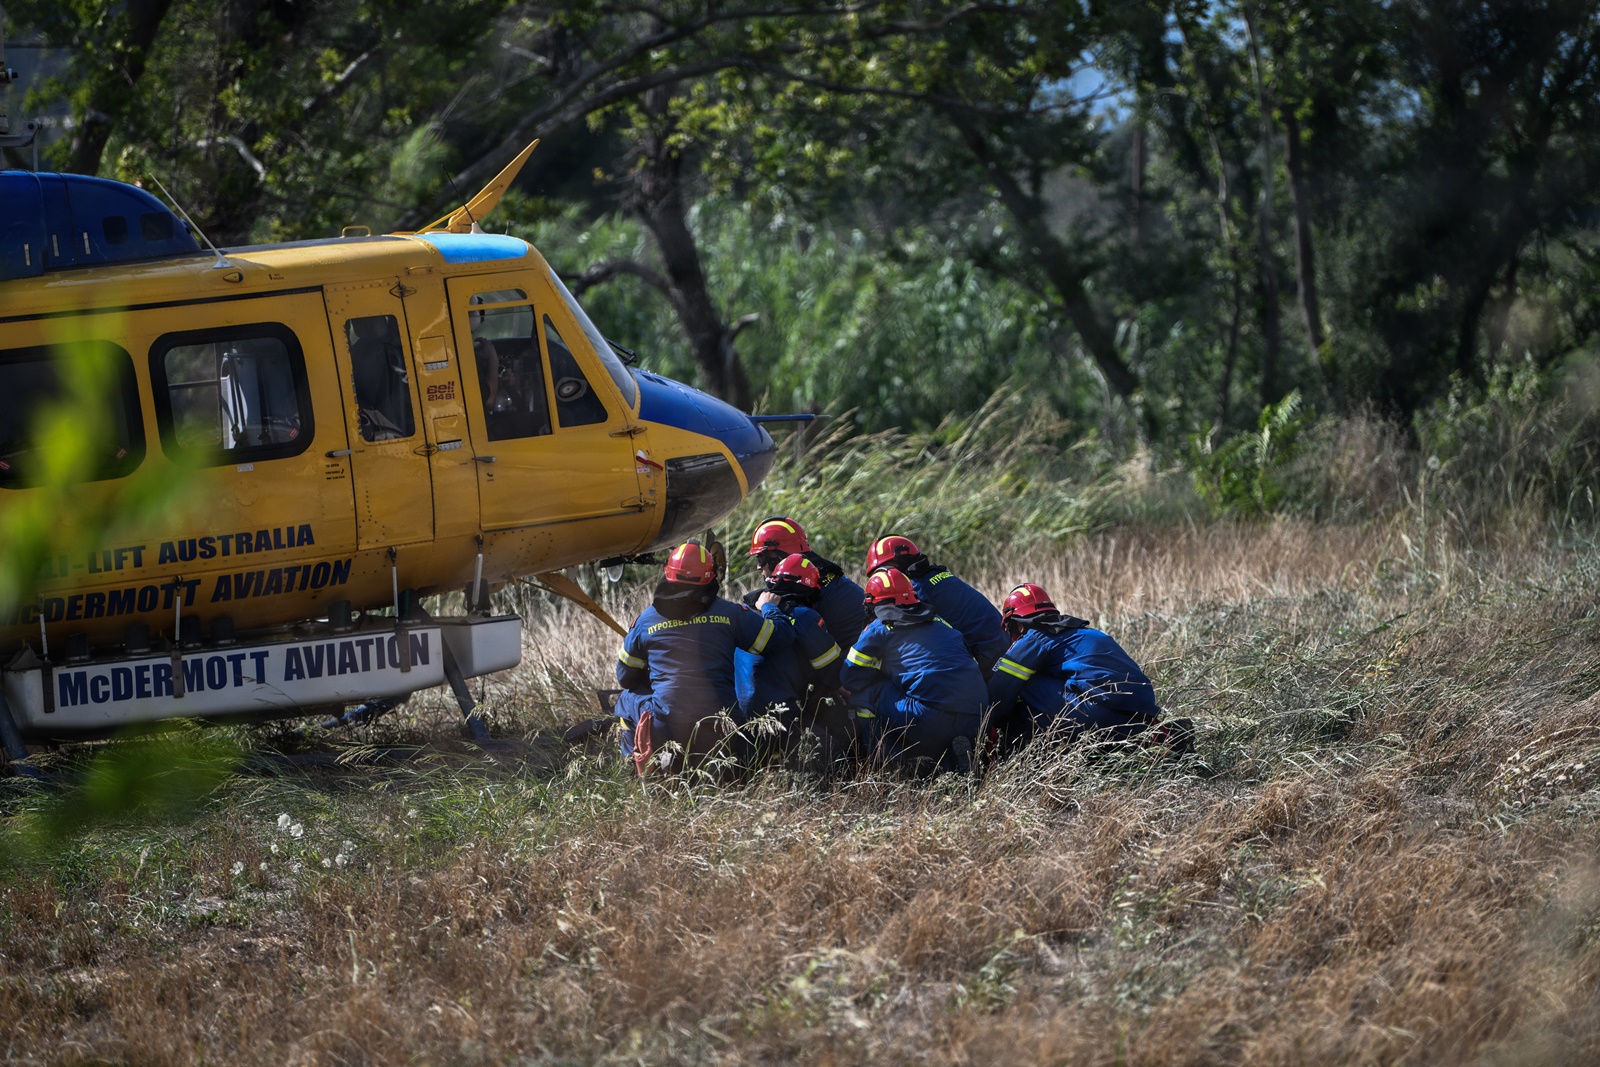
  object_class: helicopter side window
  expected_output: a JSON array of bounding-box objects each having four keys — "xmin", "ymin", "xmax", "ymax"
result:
[
  {"xmin": 547, "ymin": 265, "xmax": 638, "ymax": 408},
  {"xmin": 467, "ymin": 290, "xmax": 551, "ymax": 441},
  {"xmin": 151, "ymin": 323, "xmax": 313, "ymax": 464},
  {"xmin": 344, "ymin": 315, "xmax": 415, "ymax": 442},
  {"xmin": 544, "ymin": 316, "xmax": 608, "ymax": 428},
  {"xmin": 0, "ymin": 341, "xmax": 145, "ymax": 488}
]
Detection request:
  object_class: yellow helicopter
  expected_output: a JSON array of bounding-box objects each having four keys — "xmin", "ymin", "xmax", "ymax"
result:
[{"xmin": 0, "ymin": 136, "xmax": 790, "ymax": 759}]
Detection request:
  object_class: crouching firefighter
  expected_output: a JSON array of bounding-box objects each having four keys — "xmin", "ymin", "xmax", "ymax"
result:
[
  {"xmin": 735, "ymin": 554, "xmax": 844, "ymax": 755},
  {"xmin": 864, "ymin": 535, "xmax": 1009, "ymax": 673},
  {"xmin": 747, "ymin": 516, "xmax": 867, "ymax": 650},
  {"xmin": 839, "ymin": 569, "xmax": 986, "ymax": 773},
  {"xmin": 615, "ymin": 542, "xmax": 794, "ymax": 772},
  {"xmin": 987, "ymin": 583, "xmax": 1163, "ymax": 750}
]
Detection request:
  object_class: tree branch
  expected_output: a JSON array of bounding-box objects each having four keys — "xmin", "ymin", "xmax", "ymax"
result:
[
  {"xmin": 566, "ymin": 258, "xmax": 673, "ymax": 301},
  {"xmin": 299, "ymin": 48, "xmax": 377, "ymax": 126},
  {"xmin": 952, "ymin": 113, "xmax": 1142, "ymax": 408},
  {"xmin": 390, "ymin": 53, "xmax": 758, "ymax": 230},
  {"xmin": 391, "ymin": 2, "xmax": 1022, "ymax": 229},
  {"xmin": 733, "ymin": 60, "xmax": 1080, "ymax": 118},
  {"xmin": 727, "ymin": 311, "xmax": 760, "ymax": 342}
]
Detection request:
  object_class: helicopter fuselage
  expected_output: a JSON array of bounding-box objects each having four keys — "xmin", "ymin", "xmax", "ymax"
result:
[{"xmin": 0, "ymin": 174, "xmax": 776, "ymax": 741}]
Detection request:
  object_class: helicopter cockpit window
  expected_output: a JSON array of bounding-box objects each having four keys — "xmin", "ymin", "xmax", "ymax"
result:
[
  {"xmin": 547, "ymin": 265, "xmax": 638, "ymax": 408},
  {"xmin": 467, "ymin": 289, "xmax": 551, "ymax": 441},
  {"xmin": 544, "ymin": 316, "xmax": 608, "ymax": 428},
  {"xmin": 344, "ymin": 315, "xmax": 415, "ymax": 442},
  {"xmin": 0, "ymin": 341, "xmax": 145, "ymax": 488},
  {"xmin": 152, "ymin": 323, "xmax": 312, "ymax": 464}
]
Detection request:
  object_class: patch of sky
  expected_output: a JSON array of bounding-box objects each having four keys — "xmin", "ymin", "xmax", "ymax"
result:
[{"xmin": 1040, "ymin": 49, "xmax": 1132, "ymax": 125}]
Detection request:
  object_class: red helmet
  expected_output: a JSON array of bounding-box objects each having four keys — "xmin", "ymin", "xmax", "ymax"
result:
[
  {"xmin": 865, "ymin": 535, "xmax": 921, "ymax": 574},
  {"xmin": 1001, "ymin": 583, "xmax": 1057, "ymax": 626},
  {"xmin": 748, "ymin": 517, "xmax": 810, "ymax": 558},
  {"xmin": 863, "ymin": 568, "xmax": 920, "ymax": 607},
  {"xmin": 767, "ymin": 553, "xmax": 821, "ymax": 593},
  {"xmin": 664, "ymin": 541, "xmax": 717, "ymax": 585}
]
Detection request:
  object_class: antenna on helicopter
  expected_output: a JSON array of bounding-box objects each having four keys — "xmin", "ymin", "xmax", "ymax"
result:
[
  {"xmin": 444, "ymin": 171, "xmax": 484, "ymax": 234},
  {"xmin": 146, "ymin": 171, "xmax": 235, "ymax": 270}
]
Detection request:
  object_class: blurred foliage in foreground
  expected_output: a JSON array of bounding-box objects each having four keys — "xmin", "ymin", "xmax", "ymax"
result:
[
  {"xmin": 0, "ymin": 728, "xmax": 242, "ymax": 873},
  {"xmin": 0, "ymin": 332, "xmax": 207, "ymax": 789}
]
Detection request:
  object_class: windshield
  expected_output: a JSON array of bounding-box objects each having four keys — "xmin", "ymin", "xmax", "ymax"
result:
[{"xmin": 546, "ymin": 266, "xmax": 638, "ymax": 409}]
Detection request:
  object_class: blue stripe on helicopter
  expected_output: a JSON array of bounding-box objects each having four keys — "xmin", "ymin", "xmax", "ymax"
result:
[
  {"xmin": 415, "ymin": 233, "xmax": 530, "ymax": 263},
  {"xmin": 635, "ymin": 372, "xmax": 775, "ymax": 482}
]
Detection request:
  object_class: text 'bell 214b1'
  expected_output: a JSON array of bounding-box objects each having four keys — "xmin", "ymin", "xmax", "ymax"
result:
[{"xmin": 0, "ymin": 140, "xmax": 789, "ymax": 747}]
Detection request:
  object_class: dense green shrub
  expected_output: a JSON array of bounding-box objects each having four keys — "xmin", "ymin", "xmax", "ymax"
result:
[
  {"xmin": 1413, "ymin": 356, "xmax": 1600, "ymax": 533},
  {"xmin": 1189, "ymin": 392, "xmax": 1310, "ymax": 518}
]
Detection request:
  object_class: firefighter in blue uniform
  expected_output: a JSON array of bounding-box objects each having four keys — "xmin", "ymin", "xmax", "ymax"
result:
[
  {"xmin": 987, "ymin": 583, "xmax": 1160, "ymax": 748},
  {"xmin": 737, "ymin": 554, "xmax": 843, "ymax": 721},
  {"xmin": 840, "ymin": 569, "xmax": 986, "ymax": 772},
  {"xmin": 615, "ymin": 542, "xmax": 793, "ymax": 770},
  {"xmin": 864, "ymin": 535, "xmax": 1009, "ymax": 673},
  {"xmin": 746, "ymin": 517, "xmax": 866, "ymax": 650}
]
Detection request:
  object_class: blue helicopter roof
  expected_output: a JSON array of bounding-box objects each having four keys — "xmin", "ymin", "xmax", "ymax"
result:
[
  {"xmin": 0, "ymin": 171, "xmax": 202, "ymax": 282},
  {"xmin": 413, "ymin": 232, "xmax": 530, "ymax": 263}
]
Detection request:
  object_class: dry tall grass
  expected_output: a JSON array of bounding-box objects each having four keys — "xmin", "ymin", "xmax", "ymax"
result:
[{"xmin": 3, "ymin": 519, "xmax": 1599, "ymax": 1065}]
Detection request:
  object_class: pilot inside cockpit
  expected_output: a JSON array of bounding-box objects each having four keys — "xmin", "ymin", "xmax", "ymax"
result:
[
  {"xmin": 469, "ymin": 292, "xmax": 551, "ymax": 441},
  {"xmin": 470, "ymin": 296, "xmax": 504, "ymax": 414}
]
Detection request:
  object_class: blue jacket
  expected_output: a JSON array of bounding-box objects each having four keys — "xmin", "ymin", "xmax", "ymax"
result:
[
  {"xmin": 736, "ymin": 602, "xmax": 842, "ymax": 719},
  {"xmin": 903, "ymin": 560, "xmax": 1009, "ymax": 671},
  {"xmin": 988, "ymin": 616, "xmax": 1158, "ymax": 726},
  {"xmin": 840, "ymin": 604, "xmax": 988, "ymax": 727},
  {"xmin": 617, "ymin": 594, "xmax": 792, "ymax": 722},
  {"xmin": 807, "ymin": 553, "xmax": 867, "ymax": 651}
]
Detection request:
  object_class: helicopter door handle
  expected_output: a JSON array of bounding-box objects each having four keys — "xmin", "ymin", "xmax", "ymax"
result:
[
  {"xmin": 325, "ymin": 449, "xmax": 353, "ymax": 458},
  {"xmin": 474, "ymin": 455, "xmax": 496, "ymax": 463}
]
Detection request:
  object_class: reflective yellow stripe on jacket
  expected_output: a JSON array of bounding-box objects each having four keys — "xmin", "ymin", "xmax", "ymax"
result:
[
  {"xmin": 749, "ymin": 617, "xmax": 775, "ymax": 654},
  {"xmin": 618, "ymin": 647, "xmax": 645, "ymax": 669},
  {"xmin": 995, "ymin": 657, "xmax": 1035, "ymax": 680},
  {"xmin": 810, "ymin": 645, "xmax": 841, "ymax": 669},
  {"xmin": 845, "ymin": 647, "xmax": 882, "ymax": 671}
]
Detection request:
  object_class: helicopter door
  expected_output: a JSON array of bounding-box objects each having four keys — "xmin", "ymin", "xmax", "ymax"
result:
[
  {"xmin": 323, "ymin": 282, "xmax": 435, "ymax": 549},
  {"xmin": 447, "ymin": 275, "xmax": 642, "ymax": 543}
]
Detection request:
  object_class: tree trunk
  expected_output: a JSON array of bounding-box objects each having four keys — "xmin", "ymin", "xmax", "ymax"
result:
[
  {"xmin": 1244, "ymin": 10, "xmax": 1283, "ymax": 406},
  {"xmin": 1130, "ymin": 123, "xmax": 1145, "ymax": 257},
  {"xmin": 1484, "ymin": 256, "xmax": 1520, "ymax": 364},
  {"xmin": 1217, "ymin": 272, "xmax": 1244, "ymax": 433},
  {"xmin": 951, "ymin": 115, "xmax": 1143, "ymax": 410},
  {"xmin": 1173, "ymin": 11, "xmax": 1256, "ymax": 424},
  {"xmin": 1456, "ymin": 158, "xmax": 1540, "ymax": 385},
  {"xmin": 1282, "ymin": 113, "xmax": 1326, "ymax": 379},
  {"xmin": 1254, "ymin": 193, "xmax": 1283, "ymax": 406},
  {"xmin": 628, "ymin": 88, "xmax": 753, "ymax": 410},
  {"xmin": 65, "ymin": 0, "xmax": 176, "ymax": 175}
]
